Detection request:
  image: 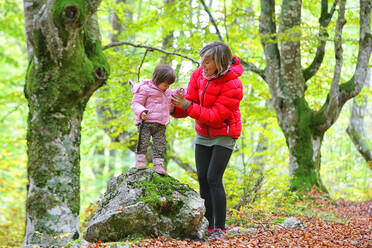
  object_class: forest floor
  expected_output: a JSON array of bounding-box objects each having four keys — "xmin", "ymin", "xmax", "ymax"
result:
[{"xmin": 90, "ymin": 190, "xmax": 371, "ymax": 248}]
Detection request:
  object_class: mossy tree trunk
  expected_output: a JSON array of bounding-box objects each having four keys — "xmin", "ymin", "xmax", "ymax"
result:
[
  {"xmin": 23, "ymin": 0, "xmax": 109, "ymax": 246},
  {"xmin": 257, "ymin": 0, "xmax": 371, "ymax": 193}
]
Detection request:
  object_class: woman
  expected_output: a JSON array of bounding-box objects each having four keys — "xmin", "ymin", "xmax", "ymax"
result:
[{"xmin": 171, "ymin": 41, "xmax": 243, "ymax": 239}]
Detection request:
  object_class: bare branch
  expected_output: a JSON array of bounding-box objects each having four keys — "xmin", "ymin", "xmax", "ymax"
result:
[
  {"xmin": 233, "ymin": 124, "xmax": 267, "ymax": 210},
  {"xmin": 325, "ymin": 0, "xmax": 346, "ymax": 119},
  {"xmin": 315, "ymin": 0, "xmax": 371, "ymax": 132},
  {"xmin": 198, "ymin": 0, "xmax": 224, "ymax": 41},
  {"xmin": 82, "ymin": 67, "xmax": 108, "ymax": 103},
  {"xmin": 303, "ymin": 0, "xmax": 339, "ymax": 82},
  {"xmin": 240, "ymin": 59, "xmax": 266, "ymax": 81},
  {"xmin": 259, "ymin": 0, "xmax": 280, "ymax": 89},
  {"xmin": 138, "ymin": 49, "xmax": 149, "ymax": 81},
  {"xmin": 0, "ymin": 104, "xmax": 22, "ymax": 123},
  {"xmin": 199, "ymin": 0, "xmax": 266, "ymax": 81},
  {"xmin": 315, "ymin": 0, "xmax": 346, "ymax": 131},
  {"xmin": 340, "ymin": 0, "xmax": 372, "ymax": 102},
  {"xmin": 223, "ymin": 0, "xmax": 229, "ymax": 41},
  {"xmin": 87, "ymin": 0, "xmax": 102, "ymax": 19},
  {"xmin": 103, "ymin": 41, "xmax": 200, "ymax": 65},
  {"xmin": 233, "ymin": 173, "xmax": 264, "ymax": 210},
  {"xmin": 169, "ymin": 155, "xmax": 197, "ymax": 180}
]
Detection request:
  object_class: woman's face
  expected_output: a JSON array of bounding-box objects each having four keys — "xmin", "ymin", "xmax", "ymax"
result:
[{"xmin": 201, "ymin": 56, "xmax": 217, "ymax": 77}]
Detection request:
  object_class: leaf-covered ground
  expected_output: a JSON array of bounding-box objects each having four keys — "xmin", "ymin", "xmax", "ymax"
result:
[{"xmin": 89, "ymin": 191, "xmax": 371, "ymax": 248}]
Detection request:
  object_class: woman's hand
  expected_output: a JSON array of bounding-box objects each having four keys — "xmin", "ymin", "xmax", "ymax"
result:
[{"xmin": 171, "ymin": 94, "xmax": 187, "ymax": 107}]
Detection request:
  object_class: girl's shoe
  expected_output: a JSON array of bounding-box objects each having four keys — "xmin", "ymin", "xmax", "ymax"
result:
[
  {"xmin": 135, "ymin": 154, "xmax": 147, "ymax": 169},
  {"xmin": 153, "ymin": 164, "xmax": 166, "ymax": 175},
  {"xmin": 153, "ymin": 158, "xmax": 166, "ymax": 175},
  {"xmin": 209, "ymin": 228, "xmax": 227, "ymax": 240}
]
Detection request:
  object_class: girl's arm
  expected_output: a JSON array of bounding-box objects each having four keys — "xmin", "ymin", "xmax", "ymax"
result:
[{"xmin": 131, "ymin": 87, "xmax": 148, "ymax": 118}]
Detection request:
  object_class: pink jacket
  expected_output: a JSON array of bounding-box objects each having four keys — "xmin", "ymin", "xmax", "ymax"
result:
[{"xmin": 131, "ymin": 80, "xmax": 182, "ymax": 125}]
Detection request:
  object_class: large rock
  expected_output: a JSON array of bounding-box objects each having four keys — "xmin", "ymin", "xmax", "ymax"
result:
[
  {"xmin": 282, "ymin": 217, "xmax": 305, "ymax": 228},
  {"xmin": 84, "ymin": 168, "xmax": 208, "ymax": 242}
]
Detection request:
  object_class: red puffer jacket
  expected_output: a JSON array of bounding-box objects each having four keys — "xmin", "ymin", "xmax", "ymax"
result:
[{"xmin": 172, "ymin": 56, "xmax": 243, "ymax": 138}]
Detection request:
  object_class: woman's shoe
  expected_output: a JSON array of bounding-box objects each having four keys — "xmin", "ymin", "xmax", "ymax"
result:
[{"xmin": 209, "ymin": 228, "xmax": 227, "ymax": 240}]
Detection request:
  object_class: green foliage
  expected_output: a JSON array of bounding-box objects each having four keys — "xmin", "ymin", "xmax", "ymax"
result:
[
  {"xmin": 0, "ymin": 0, "xmax": 27, "ymax": 246},
  {"xmin": 1, "ymin": 0, "xmax": 371, "ymax": 245},
  {"xmin": 321, "ymin": 106, "xmax": 372, "ymax": 201}
]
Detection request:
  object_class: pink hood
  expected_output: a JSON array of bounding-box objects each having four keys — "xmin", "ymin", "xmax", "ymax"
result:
[{"xmin": 131, "ymin": 80, "xmax": 182, "ymax": 125}]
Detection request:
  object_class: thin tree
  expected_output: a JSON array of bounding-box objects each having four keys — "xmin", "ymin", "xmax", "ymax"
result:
[
  {"xmin": 346, "ymin": 68, "xmax": 372, "ymax": 167},
  {"xmin": 23, "ymin": 0, "xmax": 109, "ymax": 246}
]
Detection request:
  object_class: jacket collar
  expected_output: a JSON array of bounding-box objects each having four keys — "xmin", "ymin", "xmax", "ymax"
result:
[{"xmin": 199, "ymin": 56, "xmax": 243, "ymax": 82}]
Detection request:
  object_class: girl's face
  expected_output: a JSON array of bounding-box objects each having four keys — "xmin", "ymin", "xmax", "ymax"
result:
[
  {"xmin": 201, "ymin": 56, "xmax": 217, "ymax": 77},
  {"xmin": 157, "ymin": 82, "xmax": 170, "ymax": 92}
]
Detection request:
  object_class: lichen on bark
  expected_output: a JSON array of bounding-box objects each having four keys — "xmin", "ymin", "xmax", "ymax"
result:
[
  {"xmin": 23, "ymin": 0, "xmax": 109, "ymax": 246},
  {"xmin": 259, "ymin": 0, "xmax": 371, "ymax": 195}
]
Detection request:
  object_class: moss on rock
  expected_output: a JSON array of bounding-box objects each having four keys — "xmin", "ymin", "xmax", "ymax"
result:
[
  {"xmin": 130, "ymin": 173, "xmax": 192, "ymax": 217},
  {"xmin": 84, "ymin": 169, "xmax": 207, "ymax": 242}
]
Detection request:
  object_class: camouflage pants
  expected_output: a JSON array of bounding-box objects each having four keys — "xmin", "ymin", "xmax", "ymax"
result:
[{"xmin": 136, "ymin": 122, "xmax": 166, "ymax": 159}]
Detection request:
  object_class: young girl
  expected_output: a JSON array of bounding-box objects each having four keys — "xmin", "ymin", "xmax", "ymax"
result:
[
  {"xmin": 130, "ymin": 64, "xmax": 183, "ymax": 175},
  {"xmin": 171, "ymin": 42, "xmax": 243, "ymax": 239}
]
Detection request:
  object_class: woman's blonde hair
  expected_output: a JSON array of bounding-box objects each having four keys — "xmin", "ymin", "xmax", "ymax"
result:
[{"xmin": 199, "ymin": 41, "xmax": 233, "ymax": 75}]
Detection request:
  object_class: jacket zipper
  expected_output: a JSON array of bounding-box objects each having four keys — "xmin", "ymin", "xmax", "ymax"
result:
[
  {"xmin": 225, "ymin": 120, "xmax": 230, "ymax": 134},
  {"xmin": 202, "ymin": 80, "xmax": 210, "ymax": 137},
  {"xmin": 202, "ymin": 80, "xmax": 210, "ymax": 106}
]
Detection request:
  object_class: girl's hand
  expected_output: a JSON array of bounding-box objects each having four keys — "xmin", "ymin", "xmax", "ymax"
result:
[
  {"xmin": 171, "ymin": 94, "xmax": 187, "ymax": 107},
  {"xmin": 141, "ymin": 111, "xmax": 147, "ymax": 120},
  {"xmin": 177, "ymin": 88, "xmax": 185, "ymax": 97}
]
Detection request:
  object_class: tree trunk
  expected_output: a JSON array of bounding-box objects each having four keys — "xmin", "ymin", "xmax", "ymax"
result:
[
  {"xmin": 346, "ymin": 68, "xmax": 372, "ymax": 167},
  {"xmin": 286, "ymin": 106, "xmax": 328, "ymax": 192},
  {"xmin": 258, "ymin": 0, "xmax": 371, "ymax": 193},
  {"xmin": 23, "ymin": 0, "xmax": 108, "ymax": 246}
]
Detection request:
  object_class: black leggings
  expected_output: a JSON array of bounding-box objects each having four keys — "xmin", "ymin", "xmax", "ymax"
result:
[{"xmin": 195, "ymin": 144, "xmax": 232, "ymax": 230}]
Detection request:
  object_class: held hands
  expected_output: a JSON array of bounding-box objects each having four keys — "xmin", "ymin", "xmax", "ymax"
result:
[
  {"xmin": 171, "ymin": 92, "xmax": 187, "ymax": 107},
  {"xmin": 177, "ymin": 88, "xmax": 185, "ymax": 97}
]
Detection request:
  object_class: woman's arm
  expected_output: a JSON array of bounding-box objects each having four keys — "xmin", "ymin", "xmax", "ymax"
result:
[
  {"xmin": 182, "ymin": 79, "xmax": 243, "ymax": 127},
  {"xmin": 171, "ymin": 69, "xmax": 200, "ymax": 118}
]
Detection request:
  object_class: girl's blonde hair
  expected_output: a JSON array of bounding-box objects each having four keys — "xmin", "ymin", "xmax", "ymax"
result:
[{"xmin": 199, "ymin": 41, "xmax": 233, "ymax": 75}]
